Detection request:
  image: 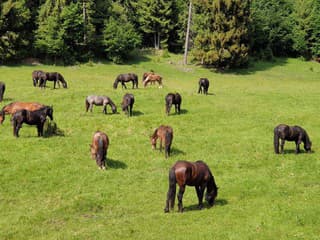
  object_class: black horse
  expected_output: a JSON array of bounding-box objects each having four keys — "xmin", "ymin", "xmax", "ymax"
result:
[
  {"xmin": 198, "ymin": 78, "xmax": 209, "ymax": 95},
  {"xmin": 113, "ymin": 73, "xmax": 138, "ymax": 89},
  {"xmin": 164, "ymin": 160, "xmax": 218, "ymax": 213},
  {"xmin": 32, "ymin": 70, "xmax": 44, "ymax": 87},
  {"xmin": 165, "ymin": 93, "xmax": 182, "ymax": 115},
  {"xmin": 121, "ymin": 93, "xmax": 135, "ymax": 116},
  {"xmin": 12, "ymin": 106, "xmax": 53, "ymax": 137},
  {"xmin": 39, "ymin": 72, "xmax": 68, "ymax": 89},
  {"xmin": 274, "ymin": 124, "xmax": 312, "ymax": 154},
  {"xmin": 0, "ymin": 81, "xmax": 5, "ymax": 102}
]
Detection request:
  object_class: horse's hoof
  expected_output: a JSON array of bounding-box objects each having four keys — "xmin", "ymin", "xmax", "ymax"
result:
[{"xmin": 164, "ymin": 208, "xmax": 169, "ymax": 213}]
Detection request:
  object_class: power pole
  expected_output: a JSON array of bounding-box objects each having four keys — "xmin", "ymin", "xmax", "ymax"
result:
[{"xmin": 183, "ymin": 1, "xmax": 192, "ymax": 65}]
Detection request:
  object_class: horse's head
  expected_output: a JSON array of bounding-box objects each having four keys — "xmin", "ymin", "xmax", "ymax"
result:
[
  {"xmin": 62, "ymin": 81, "xmax": 67, "ymax": 88},
  {"xmin": 45, "ymin": 106, "xmax": 54, "ymax": 120},
  {"xmin": 151, "ymin": 136, "xmax": 157, "ymax": 149},
  {"xmin": 206, "ymin": 187, "xmax": 218, "ymax": 206},
  {"xmin": 304, "ymin": 141, "xmax": 312, "ymax": 153},
  {"xmin": 111, "ymin": 104, "xmax": 117, "ymax": 114},
  {"xmin": 0, "ymin": 111, "xmax": 4, "ymax": 124},
  {"xmin": 113, "ymin": 79, "xmax": 119, "ymax": 89}
]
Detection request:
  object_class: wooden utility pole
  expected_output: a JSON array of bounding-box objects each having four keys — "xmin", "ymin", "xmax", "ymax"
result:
[{"xmin": 183, "ymin": 1, "xmax": 192, "ymax": 65}]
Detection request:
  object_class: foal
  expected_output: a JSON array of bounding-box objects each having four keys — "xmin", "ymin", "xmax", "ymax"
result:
[
  {"xmin": 151, "ymin": 125, "xmax": 173, "ymax": 158},
  {"xmin": 90, "ymin": 131, "xmax": 109, "ymax": 170},
  {"xmin": 165, "ymin": 93, "xmax": 182, "ymax": 115},
  {"xmin": 274, "ymin": 124, "xmax": 312, "ymax": 154}
]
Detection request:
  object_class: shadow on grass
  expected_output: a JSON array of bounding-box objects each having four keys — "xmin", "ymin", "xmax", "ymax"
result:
[
  {"xmin": 183, "ymin": 198, "xmax": 228, "ymax": 212},
  {"xmin": 171, "ymin": 147, "xmax": 186, "ymax": 157},
  {"xmin": 131, "ymin": 110, "xmax": 144, "ymax": 117},
  {"xmin": 282, "ymin": 149, "xmax": 313, "ymax": 154},
  {"xmin": 107, "ymin": 158, "xmax": 127, "ymax": 169},
  {"xmin": 206, "ymin": 57, "xmax": 289, "ymax": 75},
  {"xmin": 168, "ymin": 109, "xmax": 188, "ymax": 116}
]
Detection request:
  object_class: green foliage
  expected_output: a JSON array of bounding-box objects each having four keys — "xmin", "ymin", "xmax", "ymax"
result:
[{"xmin": 193, "ymin": 0, "xmax": 250, "ymax": 69}]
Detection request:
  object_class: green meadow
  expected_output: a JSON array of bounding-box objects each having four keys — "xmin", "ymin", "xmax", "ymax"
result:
[{"xmin": 0, "ymin": 54, "xmax": 319, "ymax": 239}]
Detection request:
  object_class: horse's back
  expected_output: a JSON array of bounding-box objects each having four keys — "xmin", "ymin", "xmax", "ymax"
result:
[
  {"xmin": 92, "ymin": 131, "xmax": 109, "ymax": 150},
  {"xmin": 4, "ymin": 102, "xmax": 44, "ymax": 114}
]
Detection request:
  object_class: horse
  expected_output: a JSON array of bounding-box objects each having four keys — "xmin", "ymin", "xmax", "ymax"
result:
[
  {"xmin": 142, "ymin": 71, "xmax": 154, "ymax": 82},
  {"xmin": 121, "ymin": 93, "xmax": 135, "ymax": 117},
  {"xmin": 12, "ymin": 106, "xmax": 53, "ymax": 137},
  {"xmin": 90, "ymin": 131, "xmax": 109, "ymax": 170},
  {"xmin": 85, "ymin": 95, "xmax": 117, "ymax": 114},
  {"xmin": 151, "ymin": 125, "xmax": 173, "ymax": 158},
  {"xmin": 0, "ymin": 101, "xmax": 45, "ymax": 124},
  {"xmin": 165, "ymin": 93, "xmax": 182, "ymax": 115},
  {"xmin": 39, "ymin": 72, "xmax": 68, "ymax": 89},
  {"xmin": 113, "ymin": 73, "xmax": 138, "ymax": 89},
  {"xmin": 32, "ymin": 70, "xmax": 44, "ymax": 87},
  {"xmin": 198, "ymin": 78, "xmax": 209, "ymax": 95},
  {"xmin": 143, "ymin": 73, "xmax": 163, "ymax": 88},
  {"xmin": 164, "ymin": 160, "xmax": 218, "ymax": 213},
  {"xmin": 274, "ymin": 124, "xmax": 312, "ymax": 154},
  {"xmin": 0, "ymin": 81, "xmax": 5, "ymax": 102}
]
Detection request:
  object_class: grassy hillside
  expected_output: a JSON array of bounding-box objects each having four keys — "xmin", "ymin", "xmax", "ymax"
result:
[{"xmin": 0, "ymin": 54, "xmax": 319, "ymax": 239}]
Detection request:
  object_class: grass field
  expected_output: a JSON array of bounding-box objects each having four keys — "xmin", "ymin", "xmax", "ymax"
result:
[{"xmin": 0, "ymin": 54, "xmax": 319, "ymax": 240}]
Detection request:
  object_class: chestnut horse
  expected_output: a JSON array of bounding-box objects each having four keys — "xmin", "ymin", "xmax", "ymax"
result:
[
  {"xmin": 113, "ymin": 73, "xmax": 138, "ymax": 89},
  {"xmin": 12, "ymin": 106, "xmax": 53, "ymax": 137},
  {"xmin": 164, "ymin": 160, "xmax": 218, "ymax": 213},
  {"xmin": 165, "ymin": 93, "xmax": 182, "ymax": 115},
  {"xmin": 274, "ymin": 124, "xmax": 312, "ymax": 154},
  {"xmin": 0, "ymin": 81, "xmax": 5, "ymax": 102},
  {"xmin": 0, "ymin": 102, "xmax": 45, "ymax": 124},
  {"xmin": 90, "ymin": 131, "xmax": 109, "ymax": 170},
  {"xmin": 151, "ymin": 125, "xmax": 173, "ymax": 158},
  {"xmin": 143, "ymin": 73, "xmax": 163, "ymax": 88},
  {"xmin": 121, "ymin": 93, "xmax": 135, "ymax": 117},
  {"xmin": 85, "ymin": 95, "xmax": 117, "ymax": 114},
  {"xmin": 198, "ymin": 78, "xmax": 209, "ymax": 95}
]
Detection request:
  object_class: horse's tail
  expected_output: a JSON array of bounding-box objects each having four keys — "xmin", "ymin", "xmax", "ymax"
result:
[
  {"xmin": 85, "ymin": 98, "xmax": 90, "ymax": 112},
  {"xmin": 274, "ymin": 127, "xmax": 280, "ymax": 154},
  {"xmin": 165, "ymin": 167, "xmax": 176, "ymax": 212},
  {"xmin": 165, "ymin": 131, "xmax": 173, "ymax": 158}
]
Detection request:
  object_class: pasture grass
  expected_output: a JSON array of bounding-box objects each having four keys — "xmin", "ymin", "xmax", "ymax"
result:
[{"xmin": 0, "ymin": 54, "xmax": 319, "ymax": 239}]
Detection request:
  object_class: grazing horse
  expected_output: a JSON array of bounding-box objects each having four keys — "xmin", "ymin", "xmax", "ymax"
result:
[
  {"xmin": 113, "ymin": 73, "xmax": 138, "ymax": 89},
  {"xmin": 274, "ymin": 124, "xmax": 312, "ymax": 154},
  {"xmin": 0, "ymin": 101, "xmax": 45, "ymax": 124},
  {"xmin": 12, "ymin": 106, "xmax": 53, "ymax": 137},
  {"xmin": 198, "ymin": 78, "xmax": 209, "ymax": 95},
  {"xmin": 85, "ymin": 95, "xmax": 117, "ymax": 114},
  {"xmin": 90, "ymin": 131, "xmax": 109, "ymax": 170},
  {"xmin": 164, "ymin": 160, "xmax": 218, "ymax": 213},
  {"xmin": 165, "ymin": 93, "xmax": 182, "ymax": 115},
  {"xmin": 143, "ymin": 73, "xmax": 163, "ymax": 88},
  {"xmin": 32, "ymin": 70, "xmax": 44, "ymax": 87},
  {"xmin": 0, "ymin": 81, "xmax": 5, "ymax": 102},
  {"xmin": 39, "ymin": 72, "xmax": 68, "ymax": 89},
  {"xmin": 151, "ymin": 125, "xmax": 173, "ymax": 158},
  {"xmin": 121, "ymin": 93, "xmax": 135, "ymax": 117},
  {"xmin": 142, "ymin": 71, "xmax": 154, "ymax": 82}
]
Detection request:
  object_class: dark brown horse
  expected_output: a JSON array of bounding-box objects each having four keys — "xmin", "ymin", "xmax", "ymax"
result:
[
  {"xmin": 274, "ymin": 124, "xmax": 312, "ymax": 154},
  {"xmin": 165, "ymin": 92, "xmax": 182, "ymax": 115},
  {"xmin": 0, "ymin": 102, "xmax": 45, "ymax": 124},
  {"xmin": 12, "ymin": 106, "xmax": 53, "ymax": 137},
  {"xmin": 90, "ymin": 131, "xmax": 109, "ymax": 170},
  {"xmin": 121, "ymin": 93, "xmax": 135, "ymax": 116},
  {"xmin": 113, "ymin": 73, "xmax": 138, "ymax": 89},
  {"xmin": 32, "ymin": 70, "xmax": 44, "ymax": 87},
  {"xmin": 0, "ymin": 81, "xmax": 5, "ymax": 102},
  {"xmin": 198, "ymin": 78, "xmax": 209, "ymax": 95},
  {"xmin": 143, "ymin": 73, "xmax": 163, "ymax": 88},
  {"xmin": 164, "ymin": 160, "xmax": 218, "ymax": 213},
  {"xmin": 39, "ymin": 72, "xmax": 67, "ymax": 89},
  {"xmin": 151, "ymin": 125, "xmax": 173, "ymax": 158},
  {"xmin": 85, "ymin": 95, "xmax": 117, "ymax": 114}
]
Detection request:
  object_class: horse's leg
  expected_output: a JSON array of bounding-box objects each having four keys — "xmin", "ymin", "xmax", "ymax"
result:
[
  {"xmin": 159, "ymin": 138, "xmax": 163, "ymax": 152},
  {"xmin": 198, "ymin": 85, "xmax": 202, "ymax": 94},
  {"xmin": 280, "ymin": 139, "xmax": 285, "ymax": 154},
  {"xmin": 177, "ymin": 185, "xmax": 185, "ymax": 213},
  {"xmin": 296, "ymin": 136, "xmax": 302, "ymax": 154},
  {"xmin": 103, "ymin": 104, "xmax": 107, "ymax": 114},
  {"xmin": 129, "ymin": 104, "xmax": 133, "ymax": 116},
  {"xmin": 195, "ymin": 186, "xmax": 205, "ymax": 209}
]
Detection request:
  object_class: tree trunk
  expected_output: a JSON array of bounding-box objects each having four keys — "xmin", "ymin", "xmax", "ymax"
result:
[{"xmin": 183, "ymin": 1, "xmax": 192, "ymax": 65}]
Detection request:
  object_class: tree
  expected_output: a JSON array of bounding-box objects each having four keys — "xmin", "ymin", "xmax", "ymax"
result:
[
  {"xmin": 0, "ymin": 0, "xmax": 31, "ymax": 63},
  {"xmin": 193, "ymin": 0, "xmax": 250, "ymax": 69},
  {"xmin": 309, "ymin": 0, "xmax": 320, "ymax": 57}
]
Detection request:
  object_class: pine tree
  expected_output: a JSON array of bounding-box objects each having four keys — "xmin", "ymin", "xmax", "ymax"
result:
[{"xmin": 193, "ymin": 0, "xmax": 250, "ymax": 69}]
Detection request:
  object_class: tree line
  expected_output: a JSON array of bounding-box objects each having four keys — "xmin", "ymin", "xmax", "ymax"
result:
[{"xmin": 1, "ymin": 0, "xmax": 320, "ymax": 68}]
